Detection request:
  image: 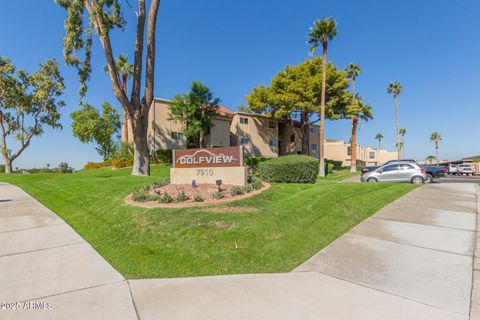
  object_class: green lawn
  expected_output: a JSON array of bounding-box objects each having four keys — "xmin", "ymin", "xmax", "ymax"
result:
[{"xmin": 0, "ymin": 165, "xmax": 417, "ymax": 279}]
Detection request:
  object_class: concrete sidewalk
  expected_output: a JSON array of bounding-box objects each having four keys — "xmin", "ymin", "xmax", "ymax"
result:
[
  {"xmin": 0, "ymin": 183, "xmax": 138, "ymax": 320},
  {"xmin": 1, "ymin": 182, "xmax": 477, "ymax": 319}
]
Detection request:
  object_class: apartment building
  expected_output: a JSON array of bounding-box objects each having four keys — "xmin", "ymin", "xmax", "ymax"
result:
[
  {"xmin": 324, "ymin": 140, "xmax": 397, "ymax": 166},
  {"xmin": 128, "ymin": 98, "xmax": 393, "ymax": 164}
]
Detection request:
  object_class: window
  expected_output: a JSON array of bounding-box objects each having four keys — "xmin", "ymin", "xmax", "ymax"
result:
[
  {"xmin": 311, "ymin": 143, "xmax": 318, "ymax": 150},
  {"xmin": 310, "ymin": 127, "xmax": 318, "ymax": 134},
  {"xmin": 240, "ymin": 117, "xmax": 249, "ymax": 125},
  {"xmin": 268, "ymin": 121, "xmax": 276, "ymax": 128},
  {"xmin": 240, "ymin": 137, "xmax": 249, "ymax": 145},
  {"xmin": 369, "ymin": 151, "xmax": 375, "ymax": 159},
  {"xmin": 380, "ymin": 165, "xmax": 399, "ymax": 172},
  {"xmin": 347, "ymin": 146, "xmax": 352, "ymax": 156},
  {"xmin": 400, "ymin": 164, "xmax": 414, "ymax": 170},
  {"xmin": 269, "ymin": 139, "xmax": 277, "ymax": 147},
  {"xmin": 290, "ymin": 134, "xmax": 295, "ymax": 143},
  {"xmin": 171, "ymin": 131, "xmax": 184, "ymax": 140}
]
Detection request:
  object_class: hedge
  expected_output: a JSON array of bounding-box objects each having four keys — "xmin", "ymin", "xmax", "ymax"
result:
[
  {"xmin": 259, "ymin": 155, "xmax": 319, "ymax": 183},
  {"xmin": 156, "ymin": 149, "xmax": 173, "ymax": 164}
]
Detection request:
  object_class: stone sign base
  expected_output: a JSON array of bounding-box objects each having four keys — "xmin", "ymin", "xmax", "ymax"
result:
[{"xmin": 170, "ymin": 166, "xmax": 248, "ymax": 186}]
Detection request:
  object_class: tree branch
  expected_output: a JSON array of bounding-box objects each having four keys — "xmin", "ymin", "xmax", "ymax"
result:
[
  {"xmin": 84, "ymin": 0, "xmax": 130, "ymax": 111},
  {"xmin": 131, "ymin": 0, "xmax": 146, "ymax": 113},
  {"xmin": 143, "ymin": 0, "xmax": 160, "ymax": 114}
]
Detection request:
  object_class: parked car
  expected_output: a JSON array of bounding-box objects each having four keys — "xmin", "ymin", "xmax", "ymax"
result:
[
  {"xmin": 457, "ymin": 164, "xmax": 475, "ymax": 176},
  {"xmin": 447, "ymin": 164, "xmax": 459, "ymax": 175},
  {"xmin": 361, "ymin": 159, "xmax": 418, "ymax": 175},
  {"xmin": 361, "ymin": 166, "xmax": 378, "ymax": 174},
  {"xmin": 423, "ymin": 165, "xmax": 447, "ymax": 183},
  {"xmin": 361, "ymin": 161, "xmax": 429, "ymax": 184}
]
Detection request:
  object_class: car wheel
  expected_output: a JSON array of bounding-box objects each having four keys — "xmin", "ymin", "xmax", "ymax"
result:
[
  {"xmin": 411, "ymin": 176, "xmax": 424, "ymax": 184},
  {"xmin": 367, "ymin": 177, "xmax": 378, "ymax": 183},
  {"xmin": 425, "ymin": 175, "xmax": 433, "ymax": 184}
]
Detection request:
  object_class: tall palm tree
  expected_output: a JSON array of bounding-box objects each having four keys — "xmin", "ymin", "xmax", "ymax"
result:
[
  {"xmin": 375, "ymin": 133, "xmax": 384, "ymax": 150},
  {"xmin": 307, "ymin": 17, "xmax": 337, "ymax": 177},
  {"xmin": 114, "ymin": 54, "xmax": 134, "ymax": 143},
  {"xmin": 346, "ymin": 98, "xmax": 373, "ymax": 172},
  {"xmin": 345, "ymin": 63, "xmax": 361, "ymax": 172},
  {"xmin": 430, "ymin": 132, "xmax": 442, "ymax": 165},
  {"xmin": 387, "ymin": 81, "xmax": 403, "ymax": 160},
  {"xmin": 426, "ymin": 155, "xmax": 436, "ymax": 165},
  {"xmin": 399, "ymin": 128, "xmax": 406, "ymax": 157}
]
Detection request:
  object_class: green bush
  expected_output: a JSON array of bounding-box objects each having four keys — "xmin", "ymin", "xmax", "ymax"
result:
[
  {"xmin": 194, "ymin": 194, "xmax": 204, "ymax": 202},
  {"xmin": 156, "ymin": 149, "xmax": 173, "ymax": 164},
  {"xmin": 245, "ymin": 156, "xmax": 267, "ymax": 173},
  {"xmin": 248, "ymin": 175, "xmax": 264, "ymax": 190},
  {"xmin": 231, "ymin": 186, "xmax": 244, "ymax": 196},
  {"xmin": 259, "ymin": 155, "xmax": 319, "ymax": 183},
  {"xmin": 160, "ymin": 192, "xmax": 174, "ymax": 203},
  {"xmin": 212, "ymin": 191, "xmax": 224, "ymax": 199},
  {"xmin": 83, "ymin": 160, "xmax": 112, "ymax": 170},
  {"xmin": 243, "ymin": 184, "xmax": 253, "ymax": 193},
  {"xmin": 176, "ymin": 190, "xmax": 188, "ymax": 202}
]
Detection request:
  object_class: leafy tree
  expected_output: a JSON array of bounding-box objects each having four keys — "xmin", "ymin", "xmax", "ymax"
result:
[
  {"xmin": 56, "ymin": 0, "xmax": 161, "ymax": 176},
  {"xmin": 57, "ymin": 162, "xmax": 73, "ymax": 173},
  {"xmin": 430, "ymin": 131, "xmax": 442, "ymax": 165},
  {"xmin": 426, "ymin": 155, "xmax": 436, "ymax": 165},
  {"xmin": 399, "ymin": 128, "xmax": 407, "ymax": 157},
  {"xmin": 308, "ymin": 17, "xmax": 338, "ymax": 177},
  {"xmin": 345, "ymin": 63, "xmax": 364, "ymax": 173},
  {"xmin": 387, "ymin": 81, "xmax": 403, "ymax": 160},
  {"xmin": 246, "ymin": 57, "xmax": 349, "ymax": 155},
  {"xmin": 0, "ymin": 57, "xmax": 65, "ymax": 173},
  {"xmin": 169, "ymin": 81, "xmax": 221, "ymax": 148},
  {"xmin": 375, "ymin": 133, "xmax": 384, "ymax": 150},
  {"xmin": 71, "ymin": 102, "xmax": 121, "ymax": 160}
]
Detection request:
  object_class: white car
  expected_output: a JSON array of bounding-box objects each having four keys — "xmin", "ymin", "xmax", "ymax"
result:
[{"xmin": 458, "ymin": 164, "xmax": 475, "ymax": 176}]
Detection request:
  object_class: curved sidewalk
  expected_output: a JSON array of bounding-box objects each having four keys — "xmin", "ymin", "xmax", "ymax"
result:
[{"xmin": 0, "ymin": 182, "xmax": 477, "ymax": 319}]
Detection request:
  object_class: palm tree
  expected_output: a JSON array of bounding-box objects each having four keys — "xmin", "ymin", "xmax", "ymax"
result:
[
  {"xmin": 426, "ymin": 155, "xmax": 436, "ymax": 165},
  {"xmin": 387, "ymin": 81, "xmax": 403, "ymax": 160},
  {"xmin": 399, "ymin": 128, "xmax": 406, "ymax": 157},
  {"xmin": 345, "ymin": 63, "xmax": 361, "ymax": 173},
  {"xmin": 430, "ymin": 132, "xmax": 442, "ymax": 165},
  {"xmin": 346, "ymin": 97, "xmax": 373, "ymax": 172},
  {"xmin": 114, "ymin": 54, "xmax": 134, "ymax": 143},
  {"xmin": 307, "ymin": 17, "xmax": 337, "ymax": 177},
  {"xmin": 375, "ymin": 133, "xmax": 384, "ymax": 150}
]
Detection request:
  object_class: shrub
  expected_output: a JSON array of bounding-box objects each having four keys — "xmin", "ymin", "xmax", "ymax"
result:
[
  {"xmin": 0, "ymin": 165, "xmax": 5, "ymax": 173},
  {"xmin": 132, "ymin": 187, "xmax": 156, "ymax": 202},
  {"xmin": 151, "ymin": 178, "xmax": 169, "ymax": 189},
  {"xmin": 156, "ymin": 149, "xmax": 173, "ymax": 164},
  {"xmin": 245, "ymin": 156, "xmax": 267, "ymax": 173},
  {"xmin": 212, "ymin": 191, "xmax": 225, "ymax": 199},
  {"xmin": 243, "ymin": 184, "xmax": 253, "ymax": 193},
  {"xmin": 176, "ymin": 190, "xmax": 188, "ymax": 202},
  {"xmin": 259, "ymin": 155, "xmax": 319, "ymax": 183},
  {"xmin": 194, "ymin": 194, "xmax": 204, "ymax": 202},
  {"xmin": 248, "ymin": 175, "xmax": 264, "ymax": 190},
  {"xmin": 58, "ymin": 162, "xmax": 73, "ymax": 173},
  {"xmin": 83, "ymin": 160, "xmax": 112, "ymax": 170},
  {"xmin": 231, "ymin": 186, "xmax": 244, "ymax": 196},
  {"xmin": 112, "ymin": 159, "xmax": 133, "ymax": 168},
  {"xmin": 160, "ymin": 192, "xmax": 174, "ymax": 203}
]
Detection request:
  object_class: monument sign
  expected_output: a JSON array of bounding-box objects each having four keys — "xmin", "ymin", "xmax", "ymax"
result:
[{"xmin": 171, "ymin": 146, "xmax": 247, "ymax": 186}]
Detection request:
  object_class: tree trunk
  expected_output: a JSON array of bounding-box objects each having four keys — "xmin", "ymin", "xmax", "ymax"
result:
[
  {"xmin": 350, "ymin": 116, "xmax": 358, "ymax": 173},
  {"xmin": 301, "ymin": 113, "xmax": 309, "ymax": 155},
  {"xmin": 319, "ymin": 43, "xmax": 328, "ymax": 177},
  {"xmin": 131, "ymin": 113, "xmax": 150, "ymax": 176},
  {"xmin": 436, "ymin": 144, "xmax": 439, "ymax": 166},
  {"xmin": 3, "ymin": 157, "xmax": 12, "ymax": 174},
  {"xmin": 121, "ymin": 74, "xmax": 129, "ymax": 143},
  {"xmin": 394, "ymin": 96, "xmax": 401, "ymax": 160}
]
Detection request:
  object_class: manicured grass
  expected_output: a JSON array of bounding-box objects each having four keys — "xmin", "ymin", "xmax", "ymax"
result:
[
  {"xmin": 0, "ymin": 166, "xmax": 417, "ymax": 279},
  {"xmin": 319, "ymin": 169, "xmax": 360, "ymax": 181}
]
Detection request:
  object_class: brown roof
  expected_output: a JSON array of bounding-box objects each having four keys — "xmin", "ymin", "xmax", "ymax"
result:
[{"xmin": 217, "ymin": 106, "xmax": 233, "ymax": 118}]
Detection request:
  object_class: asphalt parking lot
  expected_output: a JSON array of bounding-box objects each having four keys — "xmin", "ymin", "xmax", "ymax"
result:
[{"xmin": 437, "ymin": 174, "xmax": 480, "ymax": 183}]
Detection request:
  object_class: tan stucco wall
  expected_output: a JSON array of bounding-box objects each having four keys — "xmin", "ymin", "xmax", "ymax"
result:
[
  {"xmin": 131, "ymin": 99, "xmax": 232, "ymax": 152},
  {"xmin": 324, "ymin": 141, "xmax": 397, "ymax": 166},
  {"xmin": 170, "ymin": 167, "xmax": 247, "ymax": 186},
  {"xmin": 230, "ymin": 113, "xmax": 279, "ymax": 158}
]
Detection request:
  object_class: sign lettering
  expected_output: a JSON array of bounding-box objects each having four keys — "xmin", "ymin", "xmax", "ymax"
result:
[{"xmin": 173, "ymin": 146, "xmax": 243, "ymax": 168}]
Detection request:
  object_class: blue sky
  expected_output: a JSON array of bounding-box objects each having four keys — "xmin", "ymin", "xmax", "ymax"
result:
[{"xmin": 1, "ymin": 0, "xmax": 479, "ymax": 169}]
